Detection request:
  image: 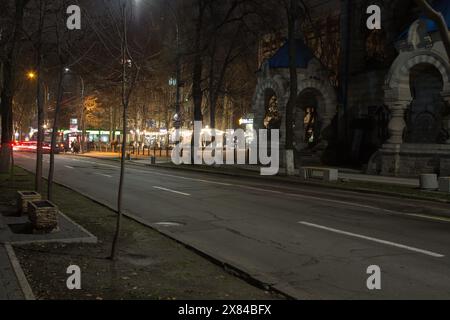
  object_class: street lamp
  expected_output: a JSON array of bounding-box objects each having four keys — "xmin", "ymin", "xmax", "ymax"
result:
[
  {"xmin": 165, "ymin": 2, "xmax": 182, "ymax": 128},
  {"xmin": 27, "ymin": 71, "xmax": 37, "ymax": 80},
  {"xmin": 64, "ymin": 67, "xmax": 86, "ymax": 152},
  {"xmin": 26, "ymin": 71, "xmax": 50, "ymax": 121}
]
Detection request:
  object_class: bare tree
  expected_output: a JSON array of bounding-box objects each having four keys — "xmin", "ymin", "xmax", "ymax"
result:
[
  {"xmin": 47, "ymin": 4, "xmax": 68, "ymax": 201},
  {"xmin": 0, "ymin": 0, "xmax": 30, "ymax": 174},
  {"xmin": 205, "ymin": 0, "xmax": 255, "ymax": 129},
  {"xmin": 285, "ymin": 0, "xmax": 300, "ymax": 151},
  {"xmin": 32, "ymin": 0, "xmax": 48, "ymax": 193},
  {"xmin": 110, "ymin": 1, "xmax": 141, "ymax": 261},
  {"xmin": 281, "ymin": 0, "xmax": 305, "ymax": 175},
  {"xmin": 192, "ymin": 0, "xmax": 207, "ymax": 125}
]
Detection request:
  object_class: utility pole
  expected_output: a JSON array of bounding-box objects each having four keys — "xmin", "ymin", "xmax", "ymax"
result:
[
  {"xmin": 79, "ymin": 76, "xmax": 85, "ymax": 153},
  {"xmin": 64, "ymin": 68, "xmax": 85, "ymax": 152},
  {"xmin": 167, "ymin": 1, "xmax": 181, "ymax": 129},
  {"xmin": 175, "ymin": 22, "xmax": 181, "ymax": 118}
]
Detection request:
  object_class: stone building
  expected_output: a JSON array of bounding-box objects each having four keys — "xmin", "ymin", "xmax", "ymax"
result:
[{"xmin": 252, "ymin": 0, "xmax": 450, "ymax": 176}]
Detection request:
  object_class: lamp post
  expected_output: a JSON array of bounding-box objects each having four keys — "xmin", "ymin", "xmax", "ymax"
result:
[
  {"xmin": 26, "ymin": 71, "xmax": 49, "ymax": 133},
  {"xmin": 64, "ymin": 67, "xmax": 86, "ymax": 152},
  {"xmin": 166, "ymin": 2, "xmax": 181, "ymax": 128}
]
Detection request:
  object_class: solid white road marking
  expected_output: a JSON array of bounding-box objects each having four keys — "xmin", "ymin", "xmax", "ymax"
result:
[
  {"xmin": 298, "ymin": 221, "xmax": 445, "ymax": 258},
  {"xmin": 71, "ymin": 158, "xmax": 232, "ymax": 186},
  {"xmin": 95, "ymin": 173, "xmax": 113, "ymax": 178},
  {"xmin": 70, "ymin": 158, "xmax": 231, "ymax": 186},
  {"xmin": 153, "ymin": 186, "xmax": 191, "ymax": 196},
  {"xmin": 241, "ymin": 186, "xmax": 450, "ymax": 223},
  {"xmin": 148, "ymin": 172, "xmax": 232, "ymax": 186},
  {"xmin": 64, "ymin": 165, "xmax": 74, "ymax": 169},
  {"xmin": 403, "ymin": 213, "xmax": 450, "ymax": 223},
  {"xmin": 71, "ymin": 159, "xmax": 118, "ymax": 169},
  {"xmin": 240, "ymin": 185, "xmax": 388, "ymax": 212}
]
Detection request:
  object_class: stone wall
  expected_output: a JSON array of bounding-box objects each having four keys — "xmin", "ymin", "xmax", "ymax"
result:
[{"xmin": 380, "ymin": 144, "xmax": 450, "ymax": 177}]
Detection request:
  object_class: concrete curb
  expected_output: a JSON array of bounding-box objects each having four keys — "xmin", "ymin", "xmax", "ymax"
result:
[
  {"xmin": 4, "ymin": 244, "xmax": 35, "ymax": 300},
  {"xmin": 5, "ymin": 212, "xmax": 98, "ymax": 246},
  {"xmin": 58, "ymin": 211, "xmax": 98, "ymax": 244},
  {"xmin": 122, "ymin": 211, "xmax": 296, "ymax": 300},
  {"xmin": 147, "ymin": 163, "xmax": 450, "ymax": 205}
]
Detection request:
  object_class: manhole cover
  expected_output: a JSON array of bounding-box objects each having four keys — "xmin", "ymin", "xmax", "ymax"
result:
[{"xmin": 154, "ymin": 222, "xmax": 184, "ymax": 227}]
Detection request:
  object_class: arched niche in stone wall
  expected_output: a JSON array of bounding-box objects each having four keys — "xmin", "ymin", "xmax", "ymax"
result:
[
  {"xmin": 252, "ymin": 69, "xmax": 288, "ymax": 134},
  {"xmin": 293, "ymin": 59, "xmax": 338, "ymax": 151},
  {"xmin": 252, "ymin": 57, "xmax": 337, "ymax": 154}
]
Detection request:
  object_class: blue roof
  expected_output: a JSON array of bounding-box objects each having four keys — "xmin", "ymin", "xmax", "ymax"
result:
[
  {"xmin": 399, "ymin": 0, "xmax": 450, "ymax": 39},
  {"xmin": 268, "ymin": 39, "xmax": 314, "ymax": 69}
]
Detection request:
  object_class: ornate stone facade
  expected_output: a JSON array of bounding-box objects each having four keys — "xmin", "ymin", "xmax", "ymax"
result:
[
  {"xmin": 375, "ymin": 18, "xmax": 450, "ymax": 176},
  {"xmin": 253, "ymin": 52, "xmax": 337, "ymax": 167},
  {"xmin": 252, "ymin": 0, "xmax": 450, "ymax": 176}
]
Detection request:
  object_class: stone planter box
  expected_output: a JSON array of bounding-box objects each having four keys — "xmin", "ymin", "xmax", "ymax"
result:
[
  {"xmin": 420, "ymin": 174, "xmax": 439, "ymax": 190},
  {"xmin": 28, "ymin": 200, "xmax": 59, "ymax": 233},
  {"xmin": 17, "ymin": 191, "xmax": 41, "ymax": 215}
]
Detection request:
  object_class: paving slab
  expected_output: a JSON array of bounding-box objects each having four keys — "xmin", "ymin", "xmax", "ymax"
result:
[{"xmin": 0, "ymin": 203, "xmax": 97, "ymax": 300}]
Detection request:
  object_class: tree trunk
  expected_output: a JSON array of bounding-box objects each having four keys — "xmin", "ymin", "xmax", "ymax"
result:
[
  {"xmin": 111, "ymin": 3, "xmax": 135, "ymax": 260},
  {"xmin": 48, "ymin": 67, "xmax": 65, "ymax": 201},
  {"xmin": 285, "ymin": 0, "xmax": 298, "ymax": 150},
  {"xmin": 191, "ymin": 0, "xmax": 206, "ymax": 163},
  {"xmin": 35, "ymin": 57, "xmax": 44, "ymax": 193},
  {"xmin": 113, "ymin": 104, "xmax": 118, "ymax": 149},
  {"xmin": 0, "ymin": 57, "xmax": 14, "ymax": 173},
  {"xmin": 35, "ymin": 0, "xmax": 46, "ymax": 193},
  {"xmin": 208, "ymin": 34, "xmax": 217, "ymax": 129},
  {"xmin": 0, "ymin": 0, "xmax": 28, "ymax": 173},
  {"xmin": 81, "ymin": 104, "xmax": 86, "ymax": 153},
  {"xmin": 109, "ymin": 105, "xmax": 113, "ymax": 147},
  {"xmin": 110, "ymin": 94, "xmax": 128, "ymax": 260},
  {"xmin": 284, "ymin": 0, "xmax": 300, "ymax": 176}
]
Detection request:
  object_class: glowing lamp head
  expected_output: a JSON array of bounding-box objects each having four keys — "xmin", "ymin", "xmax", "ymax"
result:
[{"xmin": 27, "ymin": 72, "xmax": 36, "ymax": 80}]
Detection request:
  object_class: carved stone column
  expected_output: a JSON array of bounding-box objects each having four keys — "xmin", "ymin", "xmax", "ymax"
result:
[{"xmin": 387, "ymin": 102, "xmax": 409, "ymax": 145}]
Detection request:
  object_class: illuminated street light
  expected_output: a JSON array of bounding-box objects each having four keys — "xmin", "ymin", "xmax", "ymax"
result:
[{"xmin": 27, "ymin": 71, "xmax": 37, "ymax": 80}]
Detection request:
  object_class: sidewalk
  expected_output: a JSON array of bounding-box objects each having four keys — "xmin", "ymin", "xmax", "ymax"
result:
[
  {"xmin": 338, "ymin": 172, "xmax": 419, "ymax": 187},
  {"xmin": 80, "ymin": 151, "xmax": 171, "ymax": 161},
  {"xmin": 3, "ymin": 167, "xmax": 282, "ymax": 300},
  {"xmin": 0, "ymin": 207, "xmax": 24, "ymax": 300},
  {"xmin": 0, "ymin": 169, "xmax": 97, "ymax": 300},
  {"xmin": 133, "ymin": 158, "xmax": 420, "ymax": 188},
  {"xmin": 0, "ymin": 244, "xmax": 25, "ymax": 300}
]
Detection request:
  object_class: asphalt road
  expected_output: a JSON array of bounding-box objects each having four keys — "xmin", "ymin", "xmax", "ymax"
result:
[{"xmin": 14, "ymin": 152, "xmax": 450, "ymax": 299}]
